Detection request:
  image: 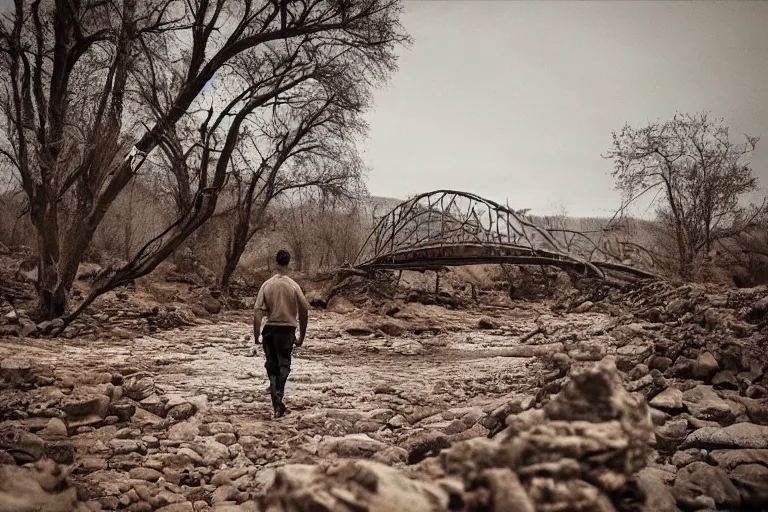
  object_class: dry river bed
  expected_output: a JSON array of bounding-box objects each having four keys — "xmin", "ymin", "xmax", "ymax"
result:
[{"xmin": 0, "ymin": 303, "xmax": 618, "ymax": 510}]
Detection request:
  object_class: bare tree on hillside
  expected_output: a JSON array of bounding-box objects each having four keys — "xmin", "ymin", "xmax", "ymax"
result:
[
  {"xmin": 605, "ymin": 112, "xmax": 764, "ymax": 279},
  {"xmin": 0, "ymin": 0, "xmax": 407, "ymax": 320}
]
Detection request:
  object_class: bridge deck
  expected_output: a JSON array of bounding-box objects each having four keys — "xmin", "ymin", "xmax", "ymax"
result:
[{"xmin": 356, "ymin": 243, "xmax": 657, "ymax": 279}]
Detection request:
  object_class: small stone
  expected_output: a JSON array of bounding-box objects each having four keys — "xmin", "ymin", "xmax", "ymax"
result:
[
  {"xmin": 142, "ymin": 436, "xmax": 159, "ymax": 448},
  {"xmin": 626, "ymin": 373, "xmax": 654, "ymax": 392},
  {"xmin": 108, "ymin": 399, "xmax": 136, "ymax": 422},
  {"xmin": 42, "ymin": 417, "xmax": 68, "ymax": 437},
  {"xmin": 188, "ymin": 438, "xmax": 230, "ymax": 466},
  {"xmin": 169, "ymin": 421, "xmax": 199, "ymax": 442},
  {"xmin": 60, "ymin": 390, "xmax": 110, "ymax": 423},
  {"xmin": 318, "ymin": 433, "xmax": 387, "ymax": 459},
  {"xmin": 573, "ymin": 300, "xmax": 594, "ymax": 313},
  {"xmin": 109, "ymin": 439, "xmax": 145, "ymax": 455},
  {"xmin": 387, "ymin": 415, "xmax": 407, "ymax": 428},
  {"xmin": 682, "ymin": 385, "xmax": 733, "ymax": 422},
  {"xmin": 478, "ymin": 317, "xmax": 497, "ymax": 330},
  {"xmin": 20, "ymin": 320, "xmax": 37, "ymax": 337},
  {"xmin": 139, "ymin": 393, "xmax": 166, "ymax": 417},
  {"xmin": 205, "ymin": 422, "xmax": 234, "ymax": 435},
  {"xmin": 649, "ymin": 387, "xmax": 684, "ymax": 410},
  {"xmin": 214, "ymin": 433, "xmax": 237, "ymax": 446},
  {"xmin": 655, "ymin": 418, "xmax": 690, "ymax": 454},
  {"xmin": 324, "ymin": 295, "xmax": 355, "ymax": 314},
  {"xmin": 0, "ymin": 357, "xmax": 33, "ymax": 386},
  {"xmin": 649, "ymin": 407, "xmax": 669, "ymax": 426},
  {"xmin": 342, "ymin": 319, "xmax": 373, "ymax": 336},
  {"xmin": 628, "ymin": 364, "xmax": 650, "ymax": 381},
  {"xmin": 712, "ymin": 370, "xmax": 740, "ymax": 389},
  {"xmin": 692, "ymin": 351, "xmax": 720, "ymax": 380},
  {"xmin": 746, "ymin": 384, "xmax": 768, "ymax": 399},
  {"xmin": 167, "ymin": 402, "xmax": 196, "ymax": 421},
  {"xmin": 671, "ymin": 448, "xmax": 705, "ymax": 468},
  {"xmin": 115, "ymin": 427, "xmax": 139, "ymax": 439},
  {"xmin": 123, "ymin": 375, "xmax": 155, "ymax": 402},
  {"xmin": 648, "ymin": 356, "xmax": 673, "ymax": 373},
  {"xmin": 211, "ymin": 485, "xmax": 238, "ymax": 504},
  {"xmin": 401, "ymin": 430, "xmax": 451, "ymax": 464},
  {"xmin": 666, "ymin": 356, "xmax": 695, "ymax": 378},
  {"xmin": 129, "ymin": 467, "xmax": 163, "ymax": 482},
  {"xmin": 80, "ymin": 456, "xmax": 108, "ymax": 471},
  {"xmin": 44, "ymin": 440, "xmax": 75, "ymax": 464},
  {"xmin": 101, "ymin": 496, "xmax": 120, "ymax": 510},
  {"xmin": 155, "ymin": 503, "xmax": 194, "ymax": 512}
]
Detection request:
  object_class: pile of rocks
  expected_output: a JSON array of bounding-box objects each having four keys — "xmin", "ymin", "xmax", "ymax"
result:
[
  {"xmin": 549, "ymin": 281, "xmax": 768, "ymax": 510},
  {"xmin": 0, "ymin": 293, "xmax": 218, "ymax": 340},
  {"xmin": 260, "ymin": 358, "xmax": 655, "ymax": 511},
  {"xmin": 0, "ymin": 356, "xmax": 326, "ymax": 510}
]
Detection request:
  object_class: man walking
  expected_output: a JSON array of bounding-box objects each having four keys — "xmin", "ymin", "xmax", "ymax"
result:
[{"xmin": 253, "ymin": 249, "xmax": 309, "ymax": 418}]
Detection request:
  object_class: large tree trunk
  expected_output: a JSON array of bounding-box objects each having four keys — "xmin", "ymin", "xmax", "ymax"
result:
[
  {"xmin": 219, "ymin": 203, "xmax": 259, "ymax": 296},
  {"xmin": 220, "ymin": 237, "xmax": 248, "ymax": 296},
  {"xmin": 32, "ymin": 194, "xmax": 66, "ymax": 318},
  {"xmin": 31, "ymin": 182, "xmax": 122, "ymax": 319}
]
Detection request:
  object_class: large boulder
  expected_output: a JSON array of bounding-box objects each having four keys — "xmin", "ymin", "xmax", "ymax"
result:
[
  {"xmin": 318, "ymin": 433, "xmax": 388, "ymax": 459},
  {"xmin": 439, "ymin": 358, "xmax": 655, "ymax": 510},
  {"xmin": 681, "ymin": 385, "xmax": 734, "ymax": 423},
  {"xmin": 671, "ymin": 462, "xmax": 741, "ymax": 510},
  {"xmin": 682, "ymin": 422, "xmax": 768, "ymax": 450},
  {"xmin": 0, "ymin": 427, "xmax": 44, "ymax": 463},
  {"xmin": 261, "ymin": 460, "xmax": 450, "ymax": 511},
  {"xmin": 0, "ymin": 460, "xmax": 91, "ymax": 511},
  {"xmin": 728, "ymin": 463, "xmax": 768, "ymax": 509},
  {"xmin": 123, "ymin": 374, "xmax": 155, "ymax": 402}
]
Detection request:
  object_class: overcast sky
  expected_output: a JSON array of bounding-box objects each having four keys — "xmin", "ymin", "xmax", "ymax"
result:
[{"xmin": 361, "ymin": 1, "xmax": 768, "ymax": 218}]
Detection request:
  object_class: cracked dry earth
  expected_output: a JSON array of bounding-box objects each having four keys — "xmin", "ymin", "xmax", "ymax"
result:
[{"xmin": 0, "ymin": 301, "xmax": 580, "ymax": 510}]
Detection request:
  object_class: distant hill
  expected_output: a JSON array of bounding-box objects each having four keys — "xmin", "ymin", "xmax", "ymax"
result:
[{"xmin": 365, "ymin": 195, "xmax": 403, "ymax": 215}]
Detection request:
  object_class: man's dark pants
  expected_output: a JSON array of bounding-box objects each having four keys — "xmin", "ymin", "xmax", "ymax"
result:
[{"xmin": 261, "ymin": 324, "xmax": 295, "ymax": 411}]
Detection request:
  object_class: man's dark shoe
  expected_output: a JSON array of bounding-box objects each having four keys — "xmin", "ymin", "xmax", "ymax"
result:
[
  {"xmin": 273, "ymin": 388, "xmax": 287, "ymax": 418},
  {"xmin": 268, "ymin": 375, "xmax": 280, "ymax": 411}
]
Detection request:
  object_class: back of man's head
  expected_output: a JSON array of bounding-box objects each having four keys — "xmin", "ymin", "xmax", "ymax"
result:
[{"xmin": 276, "ymin": 249, "xmax": 291, "ymax": 268}]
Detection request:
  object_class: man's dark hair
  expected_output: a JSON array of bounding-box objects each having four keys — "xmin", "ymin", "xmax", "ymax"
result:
[{"xmin": 276, "ymin": 249, "xmax": 291, "ymax": 267}]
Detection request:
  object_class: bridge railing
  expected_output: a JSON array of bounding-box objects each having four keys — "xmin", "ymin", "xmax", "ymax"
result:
[{"xmin": 353, "ymin": 190, "xmax": 657, "ymax": 279}]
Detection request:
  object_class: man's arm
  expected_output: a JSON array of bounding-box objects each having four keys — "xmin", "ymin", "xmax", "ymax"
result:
[
  {"xmin": 253, "ymin": 285, "xmax": 266, "ymax": 343},
  {"xmin": 297, "ymin": 307, "xmax": 308, "ymax": 346},
  {"xmin": 253, "ymin": 308, "xmax": 263, "ymax": 343},
  {"xmin": 295, "ymin": 284, "xmax": 310, "ymax": 346}
]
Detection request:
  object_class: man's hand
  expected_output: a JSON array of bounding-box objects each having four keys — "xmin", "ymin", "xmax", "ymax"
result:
[{"xmin": 249, "ymin": 337, "xmax": 260, "ymax": 357}]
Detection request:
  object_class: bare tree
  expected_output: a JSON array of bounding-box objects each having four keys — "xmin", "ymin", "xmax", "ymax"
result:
[
  {"xmin": 0, "ymin": 0, "xmax": 407, "ymax": 320},
  {"xmin": 605, "ymin": 112, "xmax": 764, "ymax": 279},
  {"xmin": 215, "ymin": 70, "xmax": 366, "ymax": 294}
]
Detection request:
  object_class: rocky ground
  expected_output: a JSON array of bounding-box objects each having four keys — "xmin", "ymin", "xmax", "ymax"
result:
[{"xmin": 0, "ymin": 275, "xmax": 767, "ymax": 511}]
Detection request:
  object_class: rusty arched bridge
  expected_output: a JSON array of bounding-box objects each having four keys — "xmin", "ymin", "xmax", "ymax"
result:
[{"xmin": 352, "ymin": 190, "xmax": 657, "ymax": 281}]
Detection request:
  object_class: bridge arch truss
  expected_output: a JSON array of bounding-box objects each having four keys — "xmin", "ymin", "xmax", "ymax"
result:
[{"xmin": 353, "ymin": 190, "xmax": 656, "ymax": 280}]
